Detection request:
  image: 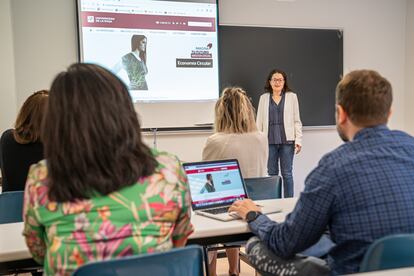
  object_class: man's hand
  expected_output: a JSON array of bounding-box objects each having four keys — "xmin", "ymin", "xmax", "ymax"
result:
[{"xmin": 229, "ymin": 199, "xmax": 261, "ymax": 220}]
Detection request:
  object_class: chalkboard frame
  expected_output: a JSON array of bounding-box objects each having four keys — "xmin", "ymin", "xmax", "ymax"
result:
[{"xmin": 218, "ymin": 24, "xmax": 343, "ymax": 127}]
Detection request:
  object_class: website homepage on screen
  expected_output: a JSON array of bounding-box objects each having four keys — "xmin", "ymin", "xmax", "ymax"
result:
[
  {"xmin": 78, "ymin": 0, "xmax": 219, "ymax": 102},
  {"xmin": 185, "ymin": 161, "xmax": 247, "ymax": 209}
]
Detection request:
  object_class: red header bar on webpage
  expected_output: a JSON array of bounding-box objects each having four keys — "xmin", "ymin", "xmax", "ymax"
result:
[
  {"xmin": 81, "ymin": 12, "xmax": 216, "ymax": 32},
  {"xmin": 185, "ymin": 165, "xmax": 239, "ymax": 175},
  {"xmin": 192, "ymin": 194, "xmax": 246, "ymax": 206}
]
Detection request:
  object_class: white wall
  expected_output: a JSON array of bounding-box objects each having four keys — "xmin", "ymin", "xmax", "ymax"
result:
[
  {"xmin": 10, "ymin": 0, "xmax": 78, "ymax": 105},
  {"xmin": 0, "ymin": 0, "xmax": 411, "ymax": 195},
  {"xmin": 0, "ymin": 0, "xmax": 17, "ymax": 131},
  {"xmin": 406, "ymin": 0, "xmax": 414, "ymax": 135}
]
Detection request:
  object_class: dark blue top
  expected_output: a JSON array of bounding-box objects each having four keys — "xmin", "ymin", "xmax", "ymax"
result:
[
  {"xmin": 0, "ymin": 129, "xmax": 44, "ymax": 192},
  {"xmin": 248, "ymin": 125, "xmax": 414, "ymax": 275},
  {"xmin": 268, "ymin": 93, "xmax": 287, "ymax": 144}
]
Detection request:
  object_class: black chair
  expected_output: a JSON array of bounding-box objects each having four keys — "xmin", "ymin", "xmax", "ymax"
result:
[
  {"xmin": 244, "ymin": 175, "xmax": 282, "ymax": 200},
  {"xmin": 73, "ymin": 245, "xmax": 205, "ymax": 276},
  {"xmin": 0, "ymin": 191, "xmax": 24, "ymax": 224}
]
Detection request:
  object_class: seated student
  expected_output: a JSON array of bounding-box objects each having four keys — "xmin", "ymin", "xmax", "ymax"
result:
[
  {"xmin": 22, "ymin": 63, "xmax": 193, "ymax": 276},
  {"xmin": 0, "ymin": 90, "xmax": 48, "ymax": 192},
  {"xmin": 202, "ymin": 87, "xmax": 268, "ymax": 276},
  {"xmin": 229, "ymin": 70, "xmax": 414, "ymax": 275}
]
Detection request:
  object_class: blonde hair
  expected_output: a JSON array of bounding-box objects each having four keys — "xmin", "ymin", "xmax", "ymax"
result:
[
  {"xmin": 13, "ymin": 90, "xmax": 49, "ymax": 144},
  {"xmin": 214, "ymin": 87, "xmax": 257, "ymax": 134}
]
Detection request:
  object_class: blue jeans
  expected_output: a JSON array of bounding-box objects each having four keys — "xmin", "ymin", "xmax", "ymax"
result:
[
  {"xmin": 268, "ymin": 144, "xmax": 295, "ymax": 197},
  {"xmin": 300, "ymin": 234, "xmax": 335, "ymax": 258}
]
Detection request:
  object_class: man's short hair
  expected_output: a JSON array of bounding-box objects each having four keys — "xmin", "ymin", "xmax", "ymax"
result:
[{"xmin": 336, "ymin": 70, "xmax": 392, "ymax": 127}]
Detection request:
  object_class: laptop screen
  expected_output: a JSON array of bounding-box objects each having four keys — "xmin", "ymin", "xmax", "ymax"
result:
[{"xmin": 183, "ymin": 159, "xmax": 247, "ymax": 210}]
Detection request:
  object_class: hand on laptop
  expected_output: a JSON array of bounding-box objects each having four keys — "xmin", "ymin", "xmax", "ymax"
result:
[{"xmin": 229, "ymin": 199, "xmax": 261, "ymax": 220}]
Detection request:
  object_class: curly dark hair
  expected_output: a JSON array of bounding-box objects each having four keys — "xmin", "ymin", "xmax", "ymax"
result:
[{"xmin": 264, "ymin": 69, "xmax": 292, "ymax": 93}]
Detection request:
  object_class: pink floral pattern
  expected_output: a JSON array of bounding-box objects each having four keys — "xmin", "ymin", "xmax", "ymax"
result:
[{"xmin": 22, "ymin": 150, "xmax": 193, "ymax": 275}]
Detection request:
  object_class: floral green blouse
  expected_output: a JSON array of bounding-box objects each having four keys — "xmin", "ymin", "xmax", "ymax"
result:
[{"xmin": 22, "ymin": 150, "xmax": 193, "ymax": 276}]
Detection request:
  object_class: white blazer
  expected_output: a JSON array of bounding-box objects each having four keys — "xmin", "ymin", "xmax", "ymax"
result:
[{"xmin": 256, "ymin": 92, "xmax": 303, "ymax": 146}]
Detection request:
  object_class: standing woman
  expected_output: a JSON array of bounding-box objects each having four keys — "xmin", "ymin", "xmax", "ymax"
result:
[
  {"xmin": 256, "ymin": 69, "xmax": 302, "ymax": 198},
  {"xmin": 200, "ymin": 173, "xmax": 216, "ymax": 193},
  {"xmin": 120, "ymin": 34, "xmax": 148, "ymax": 90},
  {"xmin": 0, "ymin": 90, "xmax": 48, "ymax": 192}
]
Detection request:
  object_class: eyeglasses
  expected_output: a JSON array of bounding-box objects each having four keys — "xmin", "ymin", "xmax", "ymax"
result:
[{"xmin": 271, "ymin": 78, "xmax": 284, "ymax": 83}]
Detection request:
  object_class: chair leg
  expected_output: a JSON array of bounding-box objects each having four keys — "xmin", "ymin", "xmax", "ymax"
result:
[
  {"xmin": 203, "ymin": 246, "xmax": 210, "ymax": 276},
  {"xmin": 240, "ymin": 251, "xmax": 260, "ymax": 275},
  {"xmin": 239, "ymin": 254, "xmax": 241, "ymax": 273}
]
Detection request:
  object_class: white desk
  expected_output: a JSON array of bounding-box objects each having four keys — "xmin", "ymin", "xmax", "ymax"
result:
[
  {"xmin": 0, "ymin": 222, "xmax": 32, "ymax": 262},
  {"xmin": 0, "ymin": 198, "xmax": 297, "ymax": 269},
  {"xmin": 188, "ymin": 198, "xmax": 297, "ymax": 245},
  {"xmin": 346, "ymin": 267, "xmax": 414, "ymax": 275}
]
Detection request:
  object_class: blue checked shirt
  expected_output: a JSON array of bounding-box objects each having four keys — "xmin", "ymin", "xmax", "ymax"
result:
[{"xmin": 249, "ymin": 125, "xmax": 414, "ymax": 275}]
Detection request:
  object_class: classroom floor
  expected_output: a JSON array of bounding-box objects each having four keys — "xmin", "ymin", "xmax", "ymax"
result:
[{"xmin": 216, "ymin": 250, "xmax": 256, "ymax": 276}]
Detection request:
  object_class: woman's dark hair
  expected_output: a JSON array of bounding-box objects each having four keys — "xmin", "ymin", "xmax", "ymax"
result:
[
  {"xmin": 264, "ymin": 69, "xmax": 292, "ymax": 93},
  {"xmin": 14, "ymin": 90, "xmax": 49, "ymax": 144},
  {"xmin": 206, "ymin": 174, "xmax": 214, "ymax": 185},
  {"xmin": 42, "ymin": 63, "xmax": 157, "ymax": 202},
  {"xmin": 131, "ymin": 35, "xmax": 147, "ymax": 64}
]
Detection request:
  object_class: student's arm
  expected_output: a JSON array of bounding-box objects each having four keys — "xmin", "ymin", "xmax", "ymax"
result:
[
  {"xmin": 172, "ymin": 159, "xmax": 194, "ymax": 247},
  {"xmin": 256, "ymin": 95, "xmax": 265, "ymax": 132},
  {"xmin": 249, "ymin": 163, "xmax": 335, "ymax": 257},
  {"xmin": 230, "ymin": 161, "xmax": 335, "ymax": 258},
  {"xmin": 293, "ymin": 93, "xmax": 303, "ymax": 148},
  {"xmin": 22, "ymin": 164, "xmax": 47, "ymax": 264}
]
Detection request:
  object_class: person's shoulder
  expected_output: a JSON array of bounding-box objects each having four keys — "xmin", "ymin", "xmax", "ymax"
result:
[
  {"xmin": 151, "ymin": 148, "xmax": 181, "ymax": 168},
  {"xmin": 26, "ymin": 159, "xmax": 49, "ymax": 187},
  {"xmin": 317, "ymin": 142, "xmax": 351, "ymax": 169},
  {"xmin": 285, "ymin": 91, "xmax": 298, "ymax": 98},
  {"xmin": 257, "ymin": 93, "xmax": 270, "ymax": 108},
  {"xmin": 203, "ymin": 134, "xmax": 229, "ymax": 161},
  {"xmin": 207, "ymin": 132, "xmax": 228, "ymax": 140},
  {"xmin": 385, "ymin": 129, "xmax": 414, "ymax": 151},
  {"xmin": 1, "ymin": 129, "xmax": 13, "ymax": 136},
  {"xmin": 0, "ymin": 129, "xmax": 18, "ymax": 151},
  {"xmin": 390, "ymin": 129, "xmax": 414, "ymax": 141},
  {"xmin": 122, "ymin": 52, "xmax": 134, "ymax": 61},
  {"xmin": 205, "ymin": 132, "xmax": 231, "ymax": 146},
  {"xmin": 149, "ymin": 149, "xmax": 188, "ymax": 188},
  {"xmin": 244, "ymin": 131, "xmax": 267, "ymax": 140},
  {"xmin": 259, "ymin": 93, "xmax": 270, "ymax": 100},
  {"xmin": 1, "ymin": 129, "xmax": 14, "ymax": 142},
  {"xmin": 204, "ymin": 133, "xmax": 228, "ymax": 153}
]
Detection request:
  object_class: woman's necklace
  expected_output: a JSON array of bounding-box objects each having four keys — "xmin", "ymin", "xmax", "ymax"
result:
[{"xmin": 272, "ymin": 92, "xmax": 282, "ymax": 104}]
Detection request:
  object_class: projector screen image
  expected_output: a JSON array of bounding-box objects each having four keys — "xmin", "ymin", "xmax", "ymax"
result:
[{"xmin": 77, "ymin": 0, "xmax": 219, "ymax": 103}]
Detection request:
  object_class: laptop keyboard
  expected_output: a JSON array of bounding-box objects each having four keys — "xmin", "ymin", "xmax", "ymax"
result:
[{"xmin": 203, "ymin": 206, "xmax": 230, "ymax": 214}]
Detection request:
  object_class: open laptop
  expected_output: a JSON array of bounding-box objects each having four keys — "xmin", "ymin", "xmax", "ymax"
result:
[{"xmin": 183, "ymin": 159, "xmax": 282, "ymax": 221}]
